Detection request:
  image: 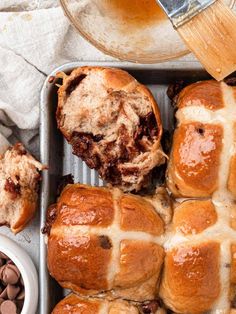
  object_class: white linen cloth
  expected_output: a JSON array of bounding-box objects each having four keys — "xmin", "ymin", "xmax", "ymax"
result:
[{"xmin": 0, "ymin": 0, "xmax": 114, "ymax": 156}]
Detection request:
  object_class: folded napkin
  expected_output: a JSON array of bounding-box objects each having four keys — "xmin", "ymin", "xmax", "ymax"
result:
[{"xmin": 0, "ymin": 0, "xmax": 114, "ymax": 156}]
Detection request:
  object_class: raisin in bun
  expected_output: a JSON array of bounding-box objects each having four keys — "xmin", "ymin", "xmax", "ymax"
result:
[
  {"xmin": 160, "ymin": 199, "xmax": 236, "ymax": 313},
  {"xmin": 57, "ymin": 67, "xmax": 165, "ymax": 192},
  {"xmin": 46, "ymin": 184, "xmax": 171, "ymax": 301},
  {"xmin": 0, "ymin": 143, "xmax": 44, "ymax": 233},
  {"xmin": 167, "ymin": 80, "xmax": 236, "ymax": 198},
  {"xmin": 51, "ymin": 294, "xmax": 165, "ymax": 314}
]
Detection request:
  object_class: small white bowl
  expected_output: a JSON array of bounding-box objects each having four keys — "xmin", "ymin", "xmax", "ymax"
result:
[{"xmin": 0, "ymin": 234, "xmax": 38, "ymax": 314}]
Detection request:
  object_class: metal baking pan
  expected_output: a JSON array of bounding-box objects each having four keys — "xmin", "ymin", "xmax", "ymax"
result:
[{"xmin": 39, "ymin": 61, "xmax": 212, "ymax": 314}]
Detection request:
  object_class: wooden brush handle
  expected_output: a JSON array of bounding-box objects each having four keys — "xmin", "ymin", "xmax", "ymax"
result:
[{"xmin": 178, "ymin": 0, "xmax": 236, "ymax": 80}]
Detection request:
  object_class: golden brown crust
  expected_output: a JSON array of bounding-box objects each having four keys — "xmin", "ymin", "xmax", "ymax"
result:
[
  {"xmin": 51, "ymin": 294, "xmax": 101, "ymax": 314},
  {"xmin": 178, "ymin": 81, "xmax": 223, "ymax": 110},
  {"xmin": 51, "ymin": 294, "xmax": 165, "ymax": 314},
  {"xmin": 102, "ymin": 67, "xmax": 135, "ymax": 91},
  {"xmin": 47, "ymin": 234, "xmax": 112, "ymax": 294},
  {"xmin": 114, "ymin": 240, "xmax": 164, "ymax": 290},
  {"xmin": 12, "ymin": 199, "xmax": 37, "ymax": 233},
  {"xmin": 167, "ymin": 122, "xmax": 223, "ymax": 197},
  {"xmin": 228, "ymin": 154, "xmax": 236, "ymax": 197},
  {"xmin": 173, "ymin": 199, "xmax": 217, "ymax": 235},
  {"xmin": 160, "ymin": 242, "xmax": 221, "ymax": 314},
  {"xmin": 52, "ymin": 294, "xmax": 157, "ymax": 314},
  {"xmin": 54, "ymin": 184, "xmax": 114, "ymax": 227},
  {"xmin": 231, "ymin": 203, "xmax": 236, "ymax": 231},
  {"xmin": 167, "ymin": 80, "xmax": 236, "ymax": 198},
  {"xmin": 120, "ymin": 194, "xmax": 164, "ymax": 235},
  {"xmin": 47, "ymin": 183, "xmax": 167, "ymax": 301}
]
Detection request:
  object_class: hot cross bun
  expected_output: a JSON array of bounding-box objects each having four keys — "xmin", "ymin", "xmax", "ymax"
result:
[
  {"xmin": 160, "ymin": 198, "xmax": 236, "ymax": 313},
  {"xmin": 51, "ymin": 294, "xmax": 165, "ymax": 314},
  {"xmin": 167, "ymin": 80, "xmax": 236, "ymax": 198},
  {"xmin": 56, "ymin": 66, "xmax": 165, "ymax": 192},
  {"xmin": 46, "ymin": 184, "xmax": 172, "ymax": 301}
]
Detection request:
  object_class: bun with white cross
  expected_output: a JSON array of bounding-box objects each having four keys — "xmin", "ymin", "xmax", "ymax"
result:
[
  {"xmin": 167, "ymin": 80, "xmax": 236, "ymax": 198},
  {"xmin": 160, "ymin": 199, "xmax": 236, "ymax": 313},
  {"xmin": 46, "ymin": 183, "xmax": 172, "ymax": 302},
  {"xmin": 162, "ymin": 80, "xmax": 236, "ymax": 313}
]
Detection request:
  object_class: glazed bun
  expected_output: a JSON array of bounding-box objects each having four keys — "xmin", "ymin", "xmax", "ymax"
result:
[
  {"xmin": 47, "ymin": 187, "xmax": 236, "ymax": 313},
  {"xmin": 160, "ymin": 199, "xmax": 236, "ymax": 313},
  {"xmin": 51, "ymin": 294, "xmax": 165, "ymax": 314},
  {"xmin": 46, "ymin": 184, "xmax": 171, "ymax": 301},
  {"xmin": 167, "ymin": 80, "xmax": 236, "ymax": 198},
  {"xmin": 57, "ymin": 66, "xmax": 165, "ymax": 192},
  {"xmin": 0, "ymin": 143, "xmax": 44, "ymax": 233}
]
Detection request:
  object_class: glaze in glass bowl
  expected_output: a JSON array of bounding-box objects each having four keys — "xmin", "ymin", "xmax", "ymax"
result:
[{"xmin": 60, "ymin": 0, "xmax": 235, "ymax": 63}]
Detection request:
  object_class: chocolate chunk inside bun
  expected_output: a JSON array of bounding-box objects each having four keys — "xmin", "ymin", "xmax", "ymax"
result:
[
  {"xmin": 0, "ymin": 143, "xmax": 45, "ymax": 233},
  {"xmin": 57, "ymin": 66, "xmax": 165, "ymax": 191}
]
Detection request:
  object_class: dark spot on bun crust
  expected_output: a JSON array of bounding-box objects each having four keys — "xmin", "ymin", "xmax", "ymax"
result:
[
  {"xmin": 196, "ymin": 127, "xmax": 205, "ymax": 135},
  {"xmin": 98, "ymin": 235, "xmax": 112, "ymax": 250}
]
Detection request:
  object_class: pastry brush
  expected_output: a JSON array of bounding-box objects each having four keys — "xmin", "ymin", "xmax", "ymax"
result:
[{"xmin": 157, "ymin": 0, "xmax": 236, "ymax": 81}]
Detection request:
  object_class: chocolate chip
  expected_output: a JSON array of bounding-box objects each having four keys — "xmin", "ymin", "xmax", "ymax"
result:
[
  {"xmin": 13, "ymin": 144, "xmax": 27, "ymax": 156},
  {"xmin": 16, "ymin": 289, "xmax": 24, "ymax": 300},
  {"xmin": 0, "ymin": 252, "xmax": 24, "ymax": 313},
  {"xmin": 0, "ymin": 259, "xmax": 5, "ymax": 267},
  {"xmin": 4, "ymin": 178, "xmax": 21, "ymax": 199},
  {"xmin": 141, "ymin": 301, "xmax": 159, "ymax": 314},
  {"xmin": 0, "ymin": 266, "xmax": 6, "ymax": 280},
  {"xmin": 7, "ymin": 285, "xmax": 20, "ymax": 300},
  {"xmin": 15, "ymin": 300, "xmax": 23, "ymax": 311},
  {"xmin": 66, "ymin": 74, "xmax": 86, "ymax": 96},
  {"xmin": 196, "ymin": 127, "xmax": 205, "ymax": 135},
  {"xmin": 93, "ymin": 134, "xmax": 104, "ymax": 142},
  {"xmin": 70, "ymin": 132, "xmax": 101, "ymax": 169},
  {"xmin": 175, "ymin": 184, "xmax": 179, "ymax": 191},
  {"xmin": 98, "ymin": 235, "xmax": 112, "ymax": 250},
  {"xmin": 2, "ymin": 265, "xmax": 20, "ymax": 285},
  {"xmin": 0, "ymin": 287, "xmax": 7, "ymax": 299},
  {"xmin": 19, "ymin": 277, "xmax": 24, "ymax": 286},
  {"xmin": 0, "ymin": 300, "xmax": 17, "ymax": 314}
]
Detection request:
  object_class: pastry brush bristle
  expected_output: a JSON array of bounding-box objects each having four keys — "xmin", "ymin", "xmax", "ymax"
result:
[{"xmin": 177, "ymin": 0, "xmax": 236, "ymax": 81}]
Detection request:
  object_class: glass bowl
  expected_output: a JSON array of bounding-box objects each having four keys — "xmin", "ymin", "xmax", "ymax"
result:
[{"xmin": 60, "ymin": 0, "xmax": 235, "ymax": 63}]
